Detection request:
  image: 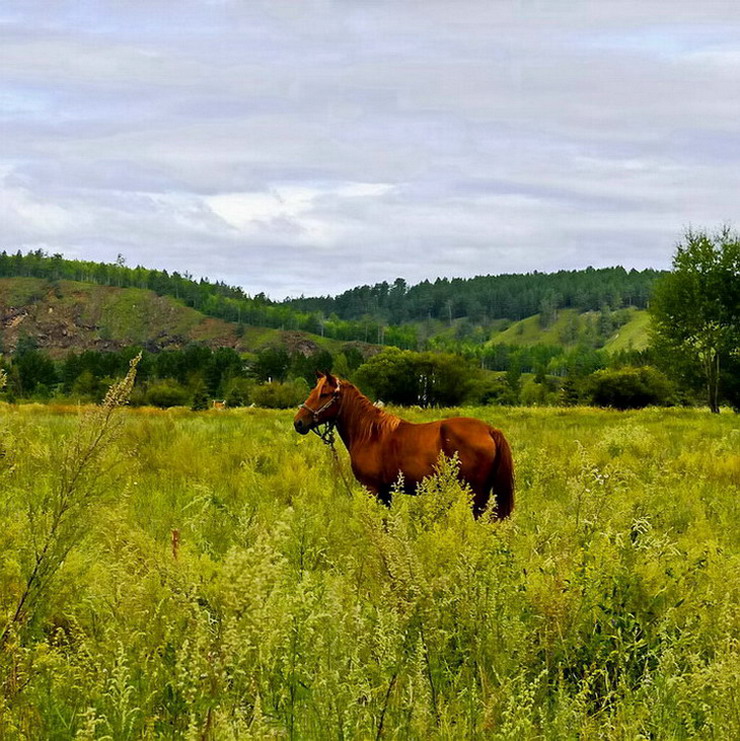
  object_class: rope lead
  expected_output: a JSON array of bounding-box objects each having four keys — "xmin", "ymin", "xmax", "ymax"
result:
[{"xmin": 310, "ymin": 421, "xmax": 354, "ymax": 497}]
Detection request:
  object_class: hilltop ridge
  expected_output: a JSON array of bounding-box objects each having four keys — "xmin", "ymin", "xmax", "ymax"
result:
[{"xmin": 0, "ymin": 251, "xmax": 658, "ymax": 356}]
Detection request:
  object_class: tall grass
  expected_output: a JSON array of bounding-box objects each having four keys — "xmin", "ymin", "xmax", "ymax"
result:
[{"xmin": 0, "ymin": 403, "xmax": 738, "ymax": 738}]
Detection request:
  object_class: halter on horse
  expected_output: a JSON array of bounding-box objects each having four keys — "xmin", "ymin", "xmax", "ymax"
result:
[{"xmin": 298, "ymin": 378, "xmax": 342, "ymax": 445}]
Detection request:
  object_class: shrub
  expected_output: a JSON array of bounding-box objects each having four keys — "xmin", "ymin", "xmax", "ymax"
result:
[
  {"xmin": 224, "ymin": 378, "xmax": 253, "ymax": 408},
  {"xmin": 252, "ymin": 379, "xmax": 308, "ymax": 408},
  {"xmin": 145, "ymin": 380, "xmax": 190, "ymax": 408},
  {"xmin": 466, "ymin": 375, "xmax": 508, "ymax": 405},
  {"xmin": 355, "ymin": 348, "xmax": 473, "ymax": 406},
  {"xmin": 190, "ymin": 386, "xmax": 209, "ymax": 412},
  {"xmin": 587, "ymin": 366, "xmax": 675, "ymax": 409},
  {"xmin": 520, "ymin": 377, "xmax": 560, "ymax": 406}
]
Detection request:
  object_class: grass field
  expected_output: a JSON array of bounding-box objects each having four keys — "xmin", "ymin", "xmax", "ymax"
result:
[
  {"xmin": 602, "ymin": 310, "xmax": 651, "ymax": 353},
  {"xmin": 1, "ymin": 401, "xmax": 738, "ymax": 739},
  {"xmin": 486, "ymin": 308, "xmax": 650, "ymax": 351}
]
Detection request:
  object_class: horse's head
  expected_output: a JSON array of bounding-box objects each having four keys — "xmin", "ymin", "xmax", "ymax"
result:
[{"xmin": 294, "ymin": 371, "xmax": 342, "ymax": 434}]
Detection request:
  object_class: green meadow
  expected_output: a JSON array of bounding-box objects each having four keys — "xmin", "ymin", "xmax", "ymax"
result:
[{"xmin": 1, "ymin": 402, "xmax": 738, "ymax": 739}]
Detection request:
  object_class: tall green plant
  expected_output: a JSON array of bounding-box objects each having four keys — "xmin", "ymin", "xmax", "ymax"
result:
[{"xmin": 0, "ymin": 354, "xmax": 140, "ymax": 651}]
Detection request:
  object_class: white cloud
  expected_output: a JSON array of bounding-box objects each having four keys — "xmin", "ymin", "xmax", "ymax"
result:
[
  {"xmin": 1, "ymin": 1, "xmax": 740, "ymax": 295},
  {"xmin": 205, "ymin": 182, "xmax": 395, "ymax": 249}
]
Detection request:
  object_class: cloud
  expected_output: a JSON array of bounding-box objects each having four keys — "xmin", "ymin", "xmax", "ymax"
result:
[{"xmin": 1, "ymin": 1, "xmax": 740, "ymax": 296}]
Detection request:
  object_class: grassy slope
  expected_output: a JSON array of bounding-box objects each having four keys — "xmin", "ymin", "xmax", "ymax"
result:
[
  {"xmin": 1, "ymin": 405, "xmax": 737, "ymax": 737},
  {"xmin": 487, "ymin": 307, "xmax": 651, "ymax": 350},
  {"xmin": 0, "ymin": 277, "xmax": 335, "ymax": 356},
  {"xmin": 603, "ymin": 308, "xmax": 651, "ymax": 352},
  {"xmin": 488, "ymin": 308, "xmax": 581, "ymax": 347},
  {"xmin": 1, "ymin": 276, "xmax": 651, "ymax": 356}
]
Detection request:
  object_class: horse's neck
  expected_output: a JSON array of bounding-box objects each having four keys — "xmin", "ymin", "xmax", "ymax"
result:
[{"xmin": 335, "ymin": 386, "xmax": 397, "ymax": 451}]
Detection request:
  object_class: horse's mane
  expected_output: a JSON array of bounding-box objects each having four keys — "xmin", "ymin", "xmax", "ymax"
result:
[{"xmin": 339, "ymin": 381, "xmax": 401, "ymax": 445}]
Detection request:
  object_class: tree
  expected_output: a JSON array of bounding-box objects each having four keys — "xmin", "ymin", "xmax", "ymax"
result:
[
  {"xmin": 251, "ymin": 347, "xmax": 290, "ymax": 383},
  {"xmin": 354, "ymin": 348, "xmax": 474, "ymax": 407},
  {"xmin": 354, "ymin": 348, "xmax": 421, "ymax": 405},
  {"xmin": 146, "ymin": 381, "xmax": 190, "ymax": 408},
  {"xmin": 13, "ymin": 347, "xmax": 58, "ymax": 396},
  {"xmin": 650, "ymin": 227, "xmax": 740, "ymax": 412},
  {"xmin": 504, "ymin": 351, "xmax": 523, "ymax": 403},
  {"xmin": 252, "ymin": 379, "xmax": 308, "ymax": 409},
  {"xmin": 587, "ymin": 367, "xmax": 675, "ymax": 409},
  {"xmin": 538, "ymin": 289, "xmax": 559, "ymax": 328},
  {"xmin": 191, "ymin": 382, "xmax": 210, "ymax": 411},
  {"xmin": 291, "ymin": 349, "xmax": 333, "ymax": 385}
]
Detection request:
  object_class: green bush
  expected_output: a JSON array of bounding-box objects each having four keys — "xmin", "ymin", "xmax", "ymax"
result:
[
  {"xmin": 465, "ymin": 374, "xmax": 509, "ymax": 405},
  {"xmin": 355, "ymin": 347, "xmax": 473, "ymax": 406},
  {"xmin": 190, "ymin": 385, "xmax": 209, "ymax": 412},
  {"xmin": 587, "ymin": 366, "xmax": 675, "ymax": 409},
  {"xmin": 145, "ymin": 380, "xmax": 190, "ymax": 408},
  {"xmin": 520, "ymin": 377, "xmax": 560, "ymax": 406},
  {"xmin": 252, "ymin": 378, "xmax": 308, "ymax": 408},
  {"xmin": 224, "ymin": 378, "xmax": 253, "ymax": 408}
]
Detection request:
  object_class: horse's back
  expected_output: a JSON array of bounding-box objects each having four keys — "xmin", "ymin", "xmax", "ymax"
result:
[
  {"xmin": 439, "ymin": 416, "xmax": 495, "ymax": 450},
  {"xmin": 438, "ymin": 417, "xmax": 496, "ymax": 476},
  {"xmin": 438, "ymin": 417, "xmax": 513, "ymax": 517}
]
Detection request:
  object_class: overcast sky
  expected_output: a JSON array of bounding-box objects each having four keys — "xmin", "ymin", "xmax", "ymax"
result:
[{"xmin": 2, "ymin": 1, "xmax": 740, "ymax": 297}]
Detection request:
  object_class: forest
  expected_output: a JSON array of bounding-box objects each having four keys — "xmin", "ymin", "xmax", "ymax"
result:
[
  {"xmin": 0, "ymin": 250, "xmax": 661, "ymax": 348},
  {"xmin": 0, "ymin": 229, "xmax": 738, "ymax": 412},
  {"xmin": 285, "ymin": 267, "xmax": 660, "ymax": 323}
]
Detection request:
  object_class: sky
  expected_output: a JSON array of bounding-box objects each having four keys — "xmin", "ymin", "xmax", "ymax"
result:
[{"xmin": 2, "ymin": 1, "xmax": 740, "ymax": 298}]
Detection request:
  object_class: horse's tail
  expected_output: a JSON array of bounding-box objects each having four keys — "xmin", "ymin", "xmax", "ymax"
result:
[{"xmin": 489, "ymin": 427, "xmax": 515, "ymax": 519}]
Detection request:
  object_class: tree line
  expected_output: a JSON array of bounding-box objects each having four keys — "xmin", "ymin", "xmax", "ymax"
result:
[
  {"xmin": 0, "ymin": 331, "xmax": 725, "ymax": 412},
  {"xmin": 286, "ymin": 267, "xmax": 662, "ymax": 323},
  {"xmin": 0, "ymin": 228, "xmax": 737, "ymax": 411},
  {"xmin": 0, "ymin": 251, "xmax": 661, "ymax": 348}
]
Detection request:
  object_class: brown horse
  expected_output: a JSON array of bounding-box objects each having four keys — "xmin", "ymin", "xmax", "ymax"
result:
[{"xmin": 294, "ymin": 372, "xmax": 514, "ymax": 519}]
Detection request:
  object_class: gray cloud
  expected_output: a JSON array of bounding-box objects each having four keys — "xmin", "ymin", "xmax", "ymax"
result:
[{"xmin": 2, "ymin": 1, "xmax": 740, "ymax": 296}]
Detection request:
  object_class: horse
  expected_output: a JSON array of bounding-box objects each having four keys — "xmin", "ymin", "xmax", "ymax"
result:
[{"xmin": 294, "ymin": 372, "xmax": 514, "ymax": 519}]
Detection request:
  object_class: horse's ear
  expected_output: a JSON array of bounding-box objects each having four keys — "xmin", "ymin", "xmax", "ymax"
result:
[
  {"xmin": 324, "ymin": 371, "xmax": 337, "ymax": 386},
  {"xmin": 315, "ymin": 370, "xmax": 325, "ymax": 379}
]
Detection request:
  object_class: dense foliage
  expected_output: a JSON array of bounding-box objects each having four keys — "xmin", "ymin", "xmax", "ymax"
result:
[
  {"xmin": 354, "ymin": 348, "xmax": 476, "ymax": 407},
  {"xmin": 650, "ymin": 227, "xmax": 740, "ymax": 413},
  {"xmin": 0, "ymin": 338, "xmax": 712, "ymax": 411},
  {"xmin": 287, "ymin": 267, "xmax": 661, "ymax": 323},
  {"xmin": 0, "ymin": 251, "xmax": 661, "ymax": 349},
  {"xmin": 0, "ymin": 403, "xmax": 737, "ymax": 738},
  {"xmin": 587, "ymin": 367, "xmax": 675, "ymax": 410},
  {"xmin": 1, "ymin": 244, "xmax": 736, "ymax": 411}
]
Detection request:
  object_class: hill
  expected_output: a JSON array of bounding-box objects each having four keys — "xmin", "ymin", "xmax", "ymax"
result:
[
  {"xmin": 1, "ymin": 251, "xmax": 663, "ymax": 351},
  {"xmin": 286, "ymin": 266, "xmax": 663, "ymax": 323},
  {"xmin": 487, "ymin": 307, "xmax": 650, "ymax": 351},
  {"xmin": 0, "ymin": 275, "xmax": 653, "ymax": 361},
  {"xmin": 0, "ymin": 251, "xmax": 658, "ymax": 360},
  {"xmin": 602, "ymin": 310, "xmax": 651, "ymax": 352},
  {"xmin": 0, "ymin": 278, "xmax": 338, "ymax": 358}
]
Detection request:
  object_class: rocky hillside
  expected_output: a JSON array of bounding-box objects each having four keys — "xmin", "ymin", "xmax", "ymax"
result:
[
  {"xmin": 0, "ymin": 276, "xmax": 651, "ymax": 361},
  {"xmin": 0, "ymin": 278, "xmax": 338, "ymax": 358}
]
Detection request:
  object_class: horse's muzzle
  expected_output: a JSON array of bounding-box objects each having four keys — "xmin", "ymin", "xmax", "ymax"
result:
[{"xmin": 294, "ymin": 417, "xmax": 311, "ymax": 435}]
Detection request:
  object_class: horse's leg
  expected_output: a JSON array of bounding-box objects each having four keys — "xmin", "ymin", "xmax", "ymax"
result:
[
  {"xmin": 363, "ymin": 482, "xmax": 393, "ymax": 508},
  {"xmin": 471, "ymin": 486, "xmax": 490, "ymax": 520},
  {"xmin": 376, "ymin": 486, "xmax": 393, "ymax": 508}
]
